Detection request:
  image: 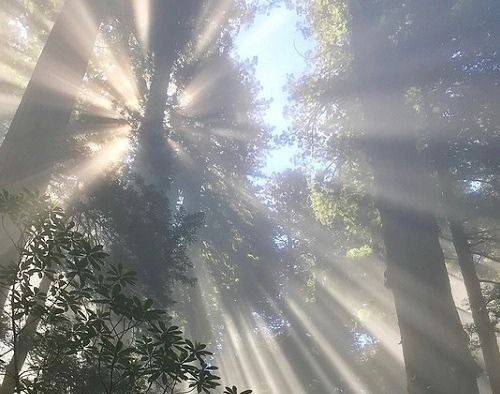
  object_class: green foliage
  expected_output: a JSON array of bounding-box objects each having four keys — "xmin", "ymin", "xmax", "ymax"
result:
[
  {"xmin": 345, "ymin": 245, "xmax": 372, "ymax": 259},
  {"xmin": 72, "ymin": 173, "xmax": 205, "ymax": 304},
  {"xmin": 309, "ymin": 0, "xmax": 348, "ymax": 48},
  {"xmin": 309, "ymin": 187, "xmax": 338, "ymax": 226},
  {"xmin": 294, "ymin": 0, "xmax": 350, "ymax": 72},
  {"xmin": 0, "ymin": 190, "xmax": 250, "ymax": 393},
  {"xmin": 309, "ymin": 177, "xmax": 379, "ymax": 255},
  {"xmin": 223, "ymin": 386, "xmax": 252, "ymax": 394}
]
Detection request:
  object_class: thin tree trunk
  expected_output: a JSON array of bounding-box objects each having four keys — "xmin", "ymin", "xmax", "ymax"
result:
[
  {"xmin": 438, "ymin": 169, "xmax": 500, "ymax": 394},
  {"xmin": 184, "ymin": 257, "xmax": 214, "ymax": 343},
  {"xmin": 0, "ymin": 275, "xmax": 51, "ymax": 394},
  {"xmin": 173, "ymin": 162, "xmax": 214, "ymax": 343}
]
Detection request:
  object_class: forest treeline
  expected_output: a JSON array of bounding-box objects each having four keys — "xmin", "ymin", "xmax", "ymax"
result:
[{"xmin": 0, "ymin": 0, "xmax": 498, "ymax": 393}]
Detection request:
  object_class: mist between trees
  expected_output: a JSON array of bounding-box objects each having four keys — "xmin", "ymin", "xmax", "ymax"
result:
[{"xmin": 0, "ymin": 0, "xmax": 499, "ymax": 393}]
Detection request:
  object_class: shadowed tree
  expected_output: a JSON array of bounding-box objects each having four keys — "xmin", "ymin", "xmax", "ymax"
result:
[
  {"xmin": 0, "ymin": 1, "xmax": 190, "ymax": 382},
  {"xmin": 264, "ymin": 169, "xmax": 406, "ymax": 393},
  {"xmin": 287, "ymin": 1, "xmax": 481, "ymax": 392},
  {"xmin": 167, "ymin": 52, "xmax": 275, "ymax": 343},
  {"xmin": 71, "ymin": 172, "xmax": 204, "ymax": 305},
  {"xmin": 0, "ymin": 0, "xmax": 103, "ymax": 190},
  {"xmin": 133, "ymin": 0, "xmax": 201, "ymax": 187},
  {"xmin": 416, "ymin": 2, "xmax": 500, "ymax": 386},
  {"xmin": 0, "ymin": 0, "xmax": 106, "ymax": 313},
  {"xmin": 387, "ymin": 1, "xmax": 500, "ymax": 389}
]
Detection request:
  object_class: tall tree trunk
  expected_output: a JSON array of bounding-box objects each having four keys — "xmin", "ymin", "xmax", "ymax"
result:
[
  {"xmin": 134, "ymin": 0, "xmax": 200, "ymax": 187},
  {"xmin": 183, "ymin": 254, "xmax": 214, "ymax": 343},
  {"xmin": 438, "ymin": 169, "xmax": 500, "ymax": 394},
  {"xmin": 0, "ymin": 1, "xmax": 104, "ymax": 387},
  {"xmin": 346, "ymin": 1, "xmax": 479, "ymax": 391},
  {"xmin": 0, "ymin": 0, "xmax": 101, "ymax": 190},
  {"xmin": 133, "ymin": 0, "xmax": 209, "ymax": 344},
  {"xmin": 134, "ymin": 53, "xmax": 176, "ymax": 187},
  {"xmin": 0, "ymin": 0, "xmax": 103, "ymax": 313},
  {"xmin": 172, "ymin": 155, "xmax": 214, "ymax": 343},
  {"xmin": 367, "ymin": 137, "xmax": 479, "ymax": 394}
]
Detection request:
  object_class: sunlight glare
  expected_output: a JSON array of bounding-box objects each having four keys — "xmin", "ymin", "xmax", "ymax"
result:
[
  {"xmin": 71, "ymin": 132, "xmax": 130, "ymax": 184},
  {"xmin": 91, "ymin": 40, "xmax": 141, "ymax": 113},
  {"xmin": 131, "ymin": 0, "xmax": 150, "ymax": 50},
  {"xmin": 194, "ymin": 0, "xmax": 233, "ymax": 57},
  {"xmin": 287, "ymin": 297, "xmax": 371, "ymax": 393}
]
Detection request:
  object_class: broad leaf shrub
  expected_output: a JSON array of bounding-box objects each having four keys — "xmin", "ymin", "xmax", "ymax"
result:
[{"xmin": 0, "ymin": 190, "xmax": 251, "ymax": 394}]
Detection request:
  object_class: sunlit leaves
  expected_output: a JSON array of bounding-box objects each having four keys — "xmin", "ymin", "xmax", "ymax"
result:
[{"xmin": 309, "ymin": 0, "xmax": 348, "ymax": 48}]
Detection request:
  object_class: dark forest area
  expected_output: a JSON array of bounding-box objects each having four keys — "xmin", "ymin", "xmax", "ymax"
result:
[{"xmin": 0, "ymin": 0, "xmax": 499, "ymax": 393}]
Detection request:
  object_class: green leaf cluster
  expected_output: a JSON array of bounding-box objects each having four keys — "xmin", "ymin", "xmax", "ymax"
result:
[{"xmin": 0, "ymin": 190, "xmax": 250, "ymax": 394}]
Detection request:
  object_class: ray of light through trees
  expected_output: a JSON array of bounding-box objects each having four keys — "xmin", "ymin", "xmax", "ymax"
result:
[{"xmin": 0, "ymin": 1, "xmax": 499, "ymax": 393}]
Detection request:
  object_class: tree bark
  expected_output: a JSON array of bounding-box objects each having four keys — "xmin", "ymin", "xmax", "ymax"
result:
[
  {"xmin": 0, "ymin": 0, "xmax": 103, "ymax": 312},
  {"xmin": 346, "ymin": 1, "xmax": 480, "ymax": 391},
  {"xmin": 134, "ymin": 52, "xmax": 176, "ymax": 187},
  {"xmin": 0, "ymin": 0, "xmax": 101, "ymax": 190},
  {"xmin": 0, "ymin": 275, "xmax": 51, "ymax": 394},
  {"xmin": 438, "ymin": 169, "xmax": 500, "ymax": 394},
  {"xmin": 133, "ymin": 0, "xmax": 200, "ymax": 187},
  {"xmin": 0, "ymin": 2, "xmax": 104, "ymax": 387},
  {"xmin": 367, "ymin": 137, "xmax": 479, "ymax": 394}
]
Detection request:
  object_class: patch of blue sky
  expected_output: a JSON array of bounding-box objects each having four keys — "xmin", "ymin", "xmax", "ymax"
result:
[{"xmin": 232, "ymin": 5, "xmax": 315, "ymax": 180}]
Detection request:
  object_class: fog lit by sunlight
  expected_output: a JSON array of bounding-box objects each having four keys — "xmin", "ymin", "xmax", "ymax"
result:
[{"xmin": 0, "ymin": 1, "xmax": 499, "ymax": 393}]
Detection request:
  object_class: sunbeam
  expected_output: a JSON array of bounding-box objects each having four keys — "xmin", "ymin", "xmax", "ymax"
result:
[
  {"xmin": 91, "ymin": 37, "xmax": 141, "ymax": 113},
  {"xmin": 1, "ymin": 1, "xmax": 499, "ymax": 393},
  {"xmin": 287, "ymin": 296, "xmax": 371, "ymax": 393},
  {"xmin": 63, "ymin": 131, "xmax": 131, "ymax": 186},
  {"xmin": 131, "ymin": 0, "xmax": 150, "ymax": 50},
  {"xmin": 193, "ymin": 0, "xmax": 233, "ymax": 57}
]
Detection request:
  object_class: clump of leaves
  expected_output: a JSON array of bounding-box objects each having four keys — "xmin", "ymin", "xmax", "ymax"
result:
[
  {"xmin": 223, "ymin": 386, "xmax": 252, "ymax": 394},
  {"xmin": 0, "ymin": 190, "xmax": 250, "ymax": 394},
  {"xmin": 71, "ymin": 173, "xmax": 205, "ymax": 305}
]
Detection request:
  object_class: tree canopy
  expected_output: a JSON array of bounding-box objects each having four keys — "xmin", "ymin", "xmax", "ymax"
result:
[{"xmin": 0, "ymin": 0, "xmax": 499, "ymax": 393}]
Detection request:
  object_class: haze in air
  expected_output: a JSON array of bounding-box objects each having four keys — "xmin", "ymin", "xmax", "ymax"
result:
[{"xmin": 0, "ymin": 1, "xmax": 499, "ymax": 393}]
